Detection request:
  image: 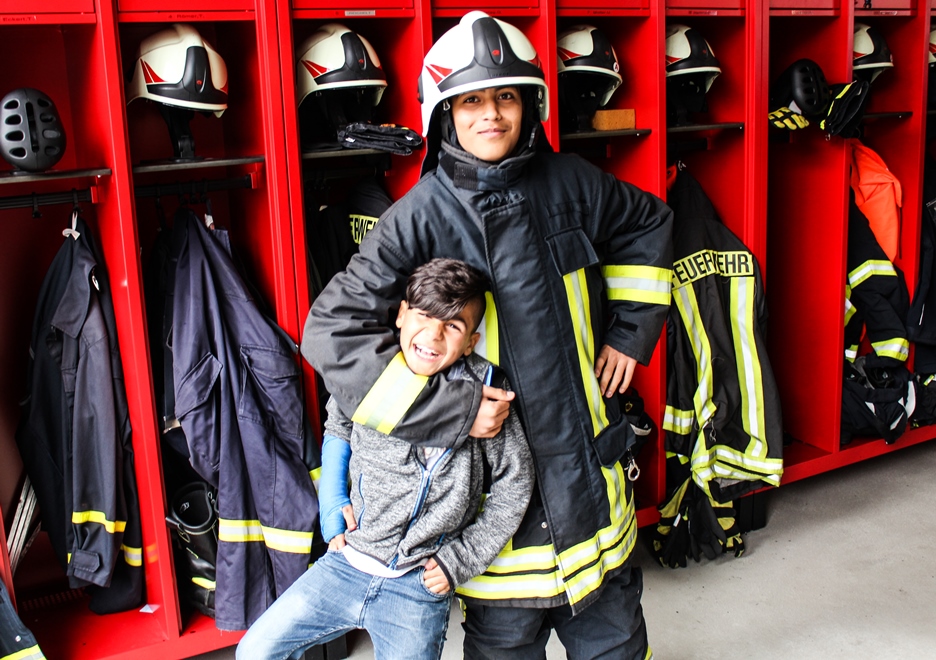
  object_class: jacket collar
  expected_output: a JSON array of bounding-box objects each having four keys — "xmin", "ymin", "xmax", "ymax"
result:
[
  {"xmin": 51, "ymin": 230, "xmax": 97, "ymax": 339},
  {"xmin": 438, "ymin": 141, "xmax": 534, "ymax": 192}
]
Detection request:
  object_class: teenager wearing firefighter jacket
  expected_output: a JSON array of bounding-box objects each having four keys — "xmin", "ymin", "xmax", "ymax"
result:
[
  {"xmin": 662, "ymin": 169, "xmax": 784, "ymax": 504},
  {"xmin": 15, "ymin": 214, "xmax": 143, "ymax": 615},
  {"xmin": 168, "ymin": 209, "xmax": 320, "ymax": 631},
  {"xmin": 303, "ymin": 12, "xmax": 672, "ymax": 656}
]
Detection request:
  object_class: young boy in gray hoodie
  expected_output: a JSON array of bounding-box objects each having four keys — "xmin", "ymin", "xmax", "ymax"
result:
[{"xmin": 237, "ymin": 258, "xmax": 533, "ymax": 660}]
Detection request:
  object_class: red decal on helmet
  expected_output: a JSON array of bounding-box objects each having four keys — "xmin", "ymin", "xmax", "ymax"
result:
[
  {"xmin": 854, "ymin": 50, "xmax": 869, "ymax": 59},
  {"xmin": 302, "ymin": 60, "xmax": 329, "ymax": 78},
  {"xmin": 220, "ymin": 82, "xmax": 229, "ymax": 94},
  {"xmin": 492, "ymin": 49, "xmax": 501, "ymax": 57},
  {"xmin": 557, "ymin": 47, "xmax": 581, "ymax": 62},
  {"xmin": 426, "ymin": 63, "xmax": 453, "ymax": 85},
  {"xmin": 665, "ymin": 55, "xmax": 681, "ymax": 65},
  {"xmin": 530, "ymin": 55, "xmax": 541, "ymax": 69},
  {"xmin": 930, "ymin": 43, "xmax": 936, "ymax": 54},
  {"xmin": 141, "ymin": 61, "xmax": 166, "ymax": 84}
]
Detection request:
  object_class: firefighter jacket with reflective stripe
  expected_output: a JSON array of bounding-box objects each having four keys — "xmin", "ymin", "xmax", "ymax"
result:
[
  {"xmin": 169, "ymin": 209, "xmax": 320, "ymax": 631},
  {"xmin": 844, "ymin": 197, "xmax": 910, "ymax": 364},
  {"xmin": 1, "ymin": 562, "xmax": 45, "ymax": 660},
  {"xmin": 15, "ymin": 215, "xmax": 143, "ymax": 614},
  {"xmin": 663, "ymin": 171, "xmax": 784, "ymax": 502},
  {"xmin": 325, "ymin": 353, "xmax": 534, "ymax": 588},
  {"xmin": 303, "ymin": 147, "xmax": 673, "ymax": 613}
]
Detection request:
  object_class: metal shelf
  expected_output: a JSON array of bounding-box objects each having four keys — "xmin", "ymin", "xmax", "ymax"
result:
[
  {"xmin": 560, "ymin": 128, "xmax": 653, "ymax": 141},
  {"xmin": 132, "ymin": 155, "xmax": 264, "ymax": 174},
  {"xmin": 0, "ymin": 167, "xmax": 111, "ymax": 186}
]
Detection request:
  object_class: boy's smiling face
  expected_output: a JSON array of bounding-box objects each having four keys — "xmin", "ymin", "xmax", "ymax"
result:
[
  {"xmin": 395, "ymin": 299, "xmax": 482, "ymax": 376},
  {"xmin": 451, "ymin": 86, "xmax": 523, "ymax": 163}
]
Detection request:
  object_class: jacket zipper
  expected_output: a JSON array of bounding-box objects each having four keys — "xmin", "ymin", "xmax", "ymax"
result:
[{"xmin": 389, "ymin": 448, "xmax": 451, "ymax": 569}]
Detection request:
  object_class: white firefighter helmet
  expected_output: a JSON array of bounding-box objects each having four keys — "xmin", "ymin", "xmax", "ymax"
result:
[
  {"xmin": 126, "ymin": 24, "xmax": 228, "ymax": 117},
  {"xmin": 853, "ymin": 23, "xmax": 894, "ymax": 84},
  {"xmin": 295, "ymin": 24, "xmax": 387, "ymax": 108},
  {"xmin": 665, "ymin": 24, "xmax": 721, "ymax": 92},
  {"xmin": 556, "ymin": 24, "xmax": 622, "ymax": 107},
  {"xmin": 417, "ymin": 11, "xmax": 548, "ymax": 137}
]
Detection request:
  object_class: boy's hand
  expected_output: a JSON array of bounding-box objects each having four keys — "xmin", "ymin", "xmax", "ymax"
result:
[
  {"xmin": 595, "ymin": 345, "xmax": 637, "ymax": 397},
  {"xmin": 328, "ymin": 534, "xmax": 346, "ymax": 552},
  {"xmin": 469, "ymin": 386, "xmax": 514, "ymax": 438},
  {"xmin": 341, "ymin": 504, "xmax": 357, "ymax": 533},
  {"xmin": 326, "ymin": 505, "xmax": 357, "ymax": 552},
  {"xmin": 423, "ymin": 558, "xmax": 451, "ymax": 595}
]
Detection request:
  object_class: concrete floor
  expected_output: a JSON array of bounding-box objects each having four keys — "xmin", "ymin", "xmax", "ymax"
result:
[{"xmin": 198, "ymin": 439, "xmax": 936, "ymax": 659}]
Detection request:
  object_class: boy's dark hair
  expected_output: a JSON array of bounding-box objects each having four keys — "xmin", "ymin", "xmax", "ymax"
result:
[{"xmin": 406, "ymin": 258, "xmax": 488, "ymax": 329}]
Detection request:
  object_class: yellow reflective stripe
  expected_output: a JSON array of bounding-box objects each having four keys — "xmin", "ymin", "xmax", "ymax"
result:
[
  {"xmin": 480, "ymin": 537, "xmax": 560, "ymax": 574},
  {"xmin": 218, "ymin": 519, "xmax": 313, "ymax": 553},
  {"xmin": 474, "ymin": 292, "xmax": 500, "ymax": 365},
  {"xmin": 558, "ymin": 462, "xmax": 637, "ymax": 605},
  {"xmin": 261, "ymin": 525, "xmax": 314, "ymax": 554},
  {"xmin": 2, "ymin": 646, "xmax": 46, "ymax": 660},
  {"xmin": 872, "ymin": 338, "xmax": 909, "ymax": 361},
  {"xmin": 352, "ymin": 352, "xmax": 428, "ymax": 434},
  {"xmin": 673, "ymin": 284, "xmax": 717, "ymax": 429},
  {"xmin": 218, "ymin": 518, "xmax": 264, "ymax": 542},
  {"xmin": 192, "ymin": 576, "xmax": 216, "ymax": 590},
  {"xmin": 310, "ymin": 466, "xmax": 322, "ymax": 492},
  {"xmin": 121, "ymin": 544, "xmax": 142, "ymax": 567},
  {"xmin": 644, "ymin": 645, "xmax": 653, "ymax": 660},
  {"xmin": 845, "ymin": 345, "xmax": 858, "ymax": 362},
  {"xmin": 72, "ymin": 510, "xmax": 126, "ymax": 534},
  {"xmin": 663, "ymin": 405, "xmax": 694, "ymax": 435},
  {"xmin": 729, "ymin": 277, "xmax": 767, "ymax": 459},
  {"xmin": 848, "ymin": 259, "xmax": 896, "ymax": 288},
  {"xmin": 690, "ymin": 443, "xmax": 784, "ymax": 496},
  {"xmin": 459, "ymin": 463, "xmax": 637, "ymax": 606},
  {"xmin": 844, "ymin": 296, "xmax": 857, "ymax": 325},
  {"xmin": 603, "ymin": 265, "xmax": 671, "ymax": 305},
  {"xmin": 563, "ymin": 269, "xmax": 608, "ymax": 437}
]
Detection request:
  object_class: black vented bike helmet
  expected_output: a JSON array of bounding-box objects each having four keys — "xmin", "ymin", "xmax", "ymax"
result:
[
  {"xmin": 1, "ymin": 88, "xmax": 66, "ymax": 173},
  {"xmin": 769, "ymin": 59, "xmax": 832, "ymax": 120}
]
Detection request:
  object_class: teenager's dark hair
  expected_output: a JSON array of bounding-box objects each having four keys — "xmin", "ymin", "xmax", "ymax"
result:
[{"xmin": 406, "ymin": 258, "xmax": 488, "ymax": 328}]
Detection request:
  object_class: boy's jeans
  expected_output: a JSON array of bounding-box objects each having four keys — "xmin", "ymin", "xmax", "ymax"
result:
[{"xmin": 236, "ymin": 549, "xmax": 453, "ymax": 660}]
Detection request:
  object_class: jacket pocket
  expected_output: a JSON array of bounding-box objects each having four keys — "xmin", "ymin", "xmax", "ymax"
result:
[
  {"xmin": 591, "ymin": 414, "xmax": 636, "ymax": 468},
  {"xmin": 174, "ymin": 352, "xmax": 223, "ymax": 474},
  {"xmin": 239, "ymin": 345, "xmax": 303, "ymax": 440},
  {"xmin": 545, "ymin": 227, "xmax": 599, "ymax": 277},
  {"xmin": 175, "ymin": 352, "xmax": 222, "ymax": 419}
]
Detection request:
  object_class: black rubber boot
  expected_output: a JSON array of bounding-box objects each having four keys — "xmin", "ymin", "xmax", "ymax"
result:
[{"xmin": 167, "ymin": 482, "xmax": 219, "ymax": 618}]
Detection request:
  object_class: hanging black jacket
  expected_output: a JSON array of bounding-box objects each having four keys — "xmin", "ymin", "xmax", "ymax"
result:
[
  {"xmin": 844, "ymin": 195, "xmax": 910, "ymax": 364},
  {"xmin": 168, "ymin": 209, "xmax": 320, "ymax": 631},
  {"xmin": 15, "ymin": 214, "xmax": 143, "ymax": 614},
  {"xmin": 663, "ymin": 170, "xmax": 784, "ymax": 503}
]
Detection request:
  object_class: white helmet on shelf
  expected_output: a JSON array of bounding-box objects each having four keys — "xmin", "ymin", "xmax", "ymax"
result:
[
  {"xmin": 853, "ymin": 23, "xmax": 894, "ymax": 85},
  {"xmin": 417, "ymin": 11, "xmax": 548, "ymax": 137},
  {"xmin": 295, "ymin": 23, "xmax": 387, "ymax": 109},
  {"xmin": 126, "ymin": 23, "xmax": 228, "ymax": 117}
]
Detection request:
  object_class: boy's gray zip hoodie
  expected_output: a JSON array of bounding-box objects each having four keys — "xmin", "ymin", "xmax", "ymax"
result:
[{"xmin": 324, "ymin": 352, "xmax": 533, "ymax": 588}]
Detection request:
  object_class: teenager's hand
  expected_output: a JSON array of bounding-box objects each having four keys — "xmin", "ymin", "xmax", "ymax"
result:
[
  {"xmin": 595, "ymin": 345, "xmax": 637, "ymax": 397},
  {"xmin": 328, "ymin": 534, "xmax": 347, "ymax": 552},
  {"xmin": 423, "ymin": 558, "xmax": 451, "ymax": 595},
  {"xmin": 469, "ymin": 386, "xmax": 514, "ymax": 438}
]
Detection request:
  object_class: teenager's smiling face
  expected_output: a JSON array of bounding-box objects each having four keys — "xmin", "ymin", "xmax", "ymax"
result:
[
  {"xmin": 395, "ymin": 300, "xmax": 482, "ymax": 377},
  {"xmin": 451, "ymin": 86, "xmax": 523, "ymax": 163}
]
